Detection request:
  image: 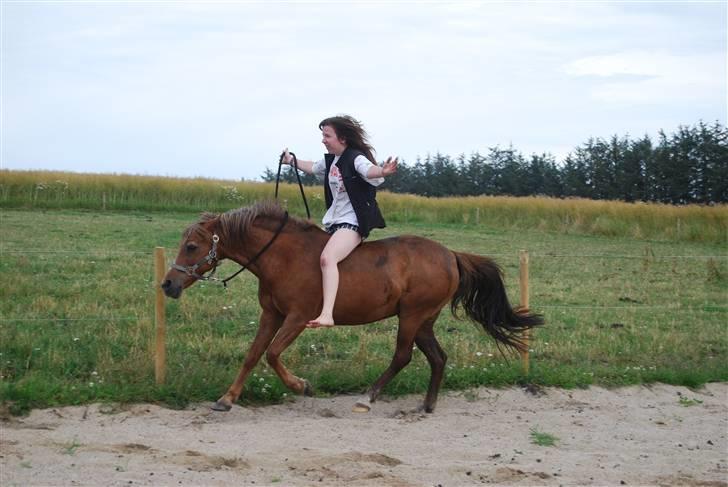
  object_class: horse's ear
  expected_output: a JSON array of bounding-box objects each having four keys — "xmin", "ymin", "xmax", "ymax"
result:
[
  {"xmin": 198, "ymin": 212, "xmax": 221, "ymax": 236},
  {"xmin": 199, "ymin": 212, "xmax": 219, "ymax": 223}
]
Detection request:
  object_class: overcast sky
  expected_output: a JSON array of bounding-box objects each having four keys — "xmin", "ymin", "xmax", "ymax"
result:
[{"xmin": 2, "ymin": 1, "xmax": 726, "ymax": 181}]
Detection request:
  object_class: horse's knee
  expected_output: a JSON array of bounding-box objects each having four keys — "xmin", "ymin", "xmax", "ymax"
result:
[
  {"xmin": 430, "ymin": 354, "xmax": 445, "ymax": 372},
  {"xmin": 393, "ymin": 350, "xmax": 413, "ymax": 369},
  {"xmin": 265, "ymin": 349, "xmax": 279, "ymax": 366},
  {"xmin": 434, "ymin": 349, "xmax": 447, "ymax": 369}
]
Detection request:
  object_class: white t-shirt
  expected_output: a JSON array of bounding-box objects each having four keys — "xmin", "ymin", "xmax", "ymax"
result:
[{"xmin": 311, "ymin": 154, "xmax": 384, "ymax": 227}]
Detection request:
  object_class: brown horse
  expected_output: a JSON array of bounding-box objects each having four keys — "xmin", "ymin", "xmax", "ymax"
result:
[{"xmin": 162, "ymin": 201, "xmax": 543, "ymax": 413}]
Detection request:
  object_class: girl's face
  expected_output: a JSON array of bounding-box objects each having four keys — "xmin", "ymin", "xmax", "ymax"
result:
[{"xmin": 321, "ymin": 125, "xmax": 347, "ymax": 155}]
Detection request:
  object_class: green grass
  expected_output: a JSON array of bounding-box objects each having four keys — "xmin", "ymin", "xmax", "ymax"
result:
[
  {"xmin": 678, "ymin": 396, "xmax": 704, "ymax": 407},
  {"xmin": 61, "ymin": 437, "xmax": 81, "ymax": 456},
  {"xmin": 530, "ymin": 427, "xmax": 559, "ymax": 447},
  {"xmin": 1, "ymin": 204, "xmax": 726, "ymax": 415}
]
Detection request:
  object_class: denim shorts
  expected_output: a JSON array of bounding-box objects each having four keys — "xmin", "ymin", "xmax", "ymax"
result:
[{"xmin": 325, "ymin": 223, "xmax": 360, "ymax": 235}]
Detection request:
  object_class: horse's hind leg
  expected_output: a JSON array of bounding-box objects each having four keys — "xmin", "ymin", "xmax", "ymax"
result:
[
  {"xmin": 415, "ymin": 323, "xmax": 447, "ymax": 413},
  {"xmin": 265, "ymin": 315, "xmax": 314, "ymax": 396},
  {"xmin": 213, "ymin": 309, "xmax": 283, "ymax": 411},
  {"xmin": 359, "ymin": 315, "xmax": 422, "ymax": 408}
]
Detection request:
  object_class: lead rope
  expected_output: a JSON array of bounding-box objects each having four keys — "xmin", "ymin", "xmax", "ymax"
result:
[{"xmin": 276, "ymin": 151, "xmax": 311, "ymax": 220}]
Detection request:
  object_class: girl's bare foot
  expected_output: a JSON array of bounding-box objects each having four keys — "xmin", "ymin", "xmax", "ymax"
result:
[{"xmin": 306, "ymin": 316, "xmax": 335, "ymax": 328}]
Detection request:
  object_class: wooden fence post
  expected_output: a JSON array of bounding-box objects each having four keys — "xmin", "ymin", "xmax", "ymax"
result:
[
  {"xmin": 519, "ymin": 250, "xmax": 530, "ymax": 375},
  {"xmin": 154, "ymin": 247, "xmax": 167, "ymax": 385}
]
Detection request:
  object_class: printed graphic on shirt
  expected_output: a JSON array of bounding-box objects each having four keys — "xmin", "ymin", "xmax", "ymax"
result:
[{"xmin": 330, "ymin": 165, "xmax": 346, "ymax": 193}]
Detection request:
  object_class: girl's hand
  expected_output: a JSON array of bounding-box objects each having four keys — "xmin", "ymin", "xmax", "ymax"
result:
[
  {"xmin": 281, "ymin": 148, "xmax": 293, "ymax": 165},
  {"xmin": 381, "ymin": 156, "xmax": 399, "ymax": 176}
]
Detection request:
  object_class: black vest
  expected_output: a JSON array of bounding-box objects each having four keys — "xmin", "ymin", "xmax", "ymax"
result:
[{"xmin": 324, "ymin": 147, "xmax": 386, "ymax": 238}]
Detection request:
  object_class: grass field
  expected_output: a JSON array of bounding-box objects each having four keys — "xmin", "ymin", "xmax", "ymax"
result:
[{"xmin": 1, "ymin": 203, "xmax": 726, "ymax": 415}]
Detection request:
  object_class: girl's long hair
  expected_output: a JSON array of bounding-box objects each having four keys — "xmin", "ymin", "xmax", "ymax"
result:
[{"xmin": 319, "ymin": 115, "xmax": 378, "ymax": 165}]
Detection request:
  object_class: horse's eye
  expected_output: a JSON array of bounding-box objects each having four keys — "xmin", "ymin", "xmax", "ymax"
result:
[{"xmin": 185, "ymin": 243, "xmax": 198, "ymax": 253}]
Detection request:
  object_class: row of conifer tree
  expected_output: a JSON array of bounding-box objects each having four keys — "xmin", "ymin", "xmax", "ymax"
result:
[{"xmin": 261, "ymin": 121, "xmax": 727, "ymax": 204}]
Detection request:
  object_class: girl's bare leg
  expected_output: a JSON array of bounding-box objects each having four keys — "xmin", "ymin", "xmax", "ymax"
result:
[{"xmin": 307, "ymin": 228, "xmax": 361, "ymax": 328}]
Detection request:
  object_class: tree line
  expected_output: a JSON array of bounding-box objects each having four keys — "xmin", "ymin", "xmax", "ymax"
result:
[{"xmin": 261, "ymin": 121, "xmax": 727, "ymax": 204}]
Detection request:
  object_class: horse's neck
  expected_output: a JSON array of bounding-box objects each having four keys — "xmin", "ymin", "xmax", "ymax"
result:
[{"xmin": 226, "ymin": 219, "xmax": 325, "ymax": 278}]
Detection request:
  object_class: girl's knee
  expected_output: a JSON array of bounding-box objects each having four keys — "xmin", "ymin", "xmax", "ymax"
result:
[{"xmin": 319, "ymin": 252, "xmax": 338, "ymax": 269}]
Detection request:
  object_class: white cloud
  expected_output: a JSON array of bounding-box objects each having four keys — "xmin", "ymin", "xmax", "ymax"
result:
[
  {"xmin": 565, "ymin": 51, "xmax": 664, "ymax": 78},
  {"xmin": 564, "ymin": 51, "xmax": 724, "ymax": 103}
]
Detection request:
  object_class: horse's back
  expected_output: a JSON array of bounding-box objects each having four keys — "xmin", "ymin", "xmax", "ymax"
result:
[
  {"xmin": 335, "ymin": 235, "xmax": 459, "ymax": 322},
  {"xmin": 352, "ymin": 235, "xmax": 457, "ymax": 277}
]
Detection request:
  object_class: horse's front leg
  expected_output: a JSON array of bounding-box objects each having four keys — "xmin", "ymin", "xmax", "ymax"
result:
[
  {"xmin": 265, "ymin": 315, "xmax": 313, "ymax": 396},
  {"xmin": 212, "ymin": 309, "xmax": 283, "ymax": 411}
]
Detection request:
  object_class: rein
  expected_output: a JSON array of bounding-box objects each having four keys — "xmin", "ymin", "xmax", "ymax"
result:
[
  {"xmin": 171, "ymin": 211, "xmax": 289, "ymax": 288},
  {"xmin": 172, "ymin": 151, "xmax": 308, "ymax": 288},
  {"xmin": 275, "ymin": 151, "xmax": 311, "ymax": 220}
]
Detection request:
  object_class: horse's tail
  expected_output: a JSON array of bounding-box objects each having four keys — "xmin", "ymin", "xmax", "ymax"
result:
[{"xmin": 451, "ymin": 252, "xmax": 544, "ymax": 352}]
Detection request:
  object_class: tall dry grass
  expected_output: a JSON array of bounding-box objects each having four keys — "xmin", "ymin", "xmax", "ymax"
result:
[
  {"xmin": 2, "ymin": 169, "xmax": 726, "ymax": 243},
  {"xmin": 379, "ymin": 193, "xmax": 728, "ymax": 244}
]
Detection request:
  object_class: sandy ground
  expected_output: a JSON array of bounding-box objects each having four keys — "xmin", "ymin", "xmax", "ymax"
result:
[{"xmin": 1, "ymin": 383, "xmax": 726, "ymax": 487}]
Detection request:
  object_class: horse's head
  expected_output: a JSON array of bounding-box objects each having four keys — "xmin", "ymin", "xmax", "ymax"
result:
[{"xmin": 161, "ymin": 214, "xmax": 221, "ymax": 299}]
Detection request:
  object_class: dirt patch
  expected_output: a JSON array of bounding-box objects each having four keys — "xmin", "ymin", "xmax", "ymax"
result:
[{"xmin": 1, "ymin": 383, "xmax": 726, "ymax": 486}]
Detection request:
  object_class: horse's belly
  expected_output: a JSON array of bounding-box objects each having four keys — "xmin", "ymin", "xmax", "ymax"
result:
[{"xmin": 334, "ymin": 272, "xmax": 402, "ymax": 324}]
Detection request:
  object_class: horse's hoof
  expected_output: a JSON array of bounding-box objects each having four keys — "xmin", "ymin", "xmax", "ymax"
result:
[
  {"xmin": 417, "ymin": 401, "xmax": 435, "ymax": 414},
  {"xmin": 211, "ymin": 399, "xmax": 232, "ymax": 412},
  {"xmin": 302, "ymin": 380, "xmax": 314, "ymax": 397},
  {"xmin": 416, "ymin": 403, "xmax": 435, "ymax": 414},
  {"xmin": 352, "ymin": 396, "xmax": 372, "ymax": 413}
]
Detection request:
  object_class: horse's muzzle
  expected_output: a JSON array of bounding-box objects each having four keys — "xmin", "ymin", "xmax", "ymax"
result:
[{"xmin": 161, "ymin": 279, "xmax": 182, "ymax": 299}]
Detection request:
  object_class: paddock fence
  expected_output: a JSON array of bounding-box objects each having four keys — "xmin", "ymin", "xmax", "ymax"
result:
[{"xmin": 1, "ymin": 247, "xmax": 725, "ymax": 391}]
